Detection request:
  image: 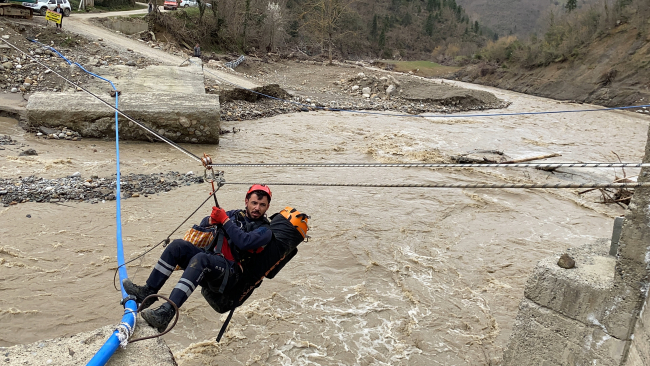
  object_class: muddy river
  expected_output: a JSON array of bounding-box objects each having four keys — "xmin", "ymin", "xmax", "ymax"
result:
[{"xmin": 1, "ymin": 82, "xmax": 649, "ymax": 365}]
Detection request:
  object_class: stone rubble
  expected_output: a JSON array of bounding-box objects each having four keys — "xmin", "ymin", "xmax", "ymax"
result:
[
  {"xmin": 0, "ymin": 134, "xmax": 16, "ymax": 145},
  {"xmin": 0, "ymin": 18, "xmax": 160, "ymax": 95},
  {"xmin": 31, "ymin": 125, "xmax": 83, "ymax": 141},
  {"xmin": 0, "ymin": 171, "xmax": 205, "ymax": 206}
]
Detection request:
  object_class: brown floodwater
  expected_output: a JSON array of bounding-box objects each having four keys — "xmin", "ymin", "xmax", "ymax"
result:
[{"xmin": 1, "ymin": 81, "xmax": 649, "ymax": 365}]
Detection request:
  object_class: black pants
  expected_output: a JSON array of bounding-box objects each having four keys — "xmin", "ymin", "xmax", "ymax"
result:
[{"xmin": 145, "ymin": 239, "xmax": 239, "ymax": 308}]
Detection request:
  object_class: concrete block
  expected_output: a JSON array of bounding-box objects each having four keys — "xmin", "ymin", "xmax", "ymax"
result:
[
  {"xmin": 78, "ymin": 64, "xmax": 207, "ymax": 95},
  {"xmin": 26, "ymin": 92, "xmax": 220, "ymax": 143},
  {"xmin": 523, "ymin": 239, "xmax": 640, "ymax": 340},
  {"xmin": 503, "ymin": 299, "xmax": 627, "ymax": 366},
  {"xmin": 1, "ymin": 321, "xmax": 176, "ymax": 365}
]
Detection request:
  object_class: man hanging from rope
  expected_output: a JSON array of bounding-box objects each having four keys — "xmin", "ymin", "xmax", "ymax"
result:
[{"xmin": 122, "ymin": 184, "xmax": 273, "ymax": 331}]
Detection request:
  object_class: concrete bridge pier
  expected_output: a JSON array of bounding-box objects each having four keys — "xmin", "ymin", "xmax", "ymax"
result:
[{"xmin": 503, "ymin": 125, "xmax": 650, "ymax": 365}]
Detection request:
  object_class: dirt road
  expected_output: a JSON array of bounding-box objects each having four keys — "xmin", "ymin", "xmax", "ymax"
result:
[{"xmin": 64, "ymin": 9, "xmax": 260, "ymax": 89}]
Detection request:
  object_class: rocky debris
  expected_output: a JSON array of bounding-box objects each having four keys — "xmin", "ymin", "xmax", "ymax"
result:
[
  {"xmin": 221, "ymin": 84, "xmax": 290, "ymax": 103},
  {"xmin": 241, "ymin": 60, "xmax": 509, "ymax": 117},
  {"xmin": 18, "ymin": 148, "xmax": 37, "ymax": 156},
  {"xmin": 340, "ymin": 72, "xmax": 402, "ymax": 100},
  {"xmin": 0, "ymin": 171, "xmax": 205, "ymax": 206},
  {"xmin": 221, "ymin": 98, "xmax": 308, "ymax": 121},
  {"xmin": 0, "ymin": 134, "xmax": 16, "ymax": 145},
  {"xmin": 218, "ymin": 86, "xmax": 506, "ymax": 121},
  {"xmin": 0, "ymin": 18, "xmax": 160, "ymax": 94},
  {"xmin": 334, "ymin": 71, "xmax": 506, "ymax": 110},
  {"xmin": 557, "ymin": 253, "xmax": 576, "ymax": 269},
  {"xmin": 33, "ymin": 125, "xmax": 82, "ymax": 141}
]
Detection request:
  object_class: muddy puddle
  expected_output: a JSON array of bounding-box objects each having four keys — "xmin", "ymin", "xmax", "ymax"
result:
[{"xmin": 1, "ymin": 82, "xmax": 649, "ymax": 365}]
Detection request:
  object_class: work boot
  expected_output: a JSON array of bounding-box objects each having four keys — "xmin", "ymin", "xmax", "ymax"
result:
[
  {"xmin": 122, "ymin": 278, "xmax": 158, "ymax": 310},
  {"xmin": 141, "ymin": 302, "xmax": 176, "ymax": 332}
]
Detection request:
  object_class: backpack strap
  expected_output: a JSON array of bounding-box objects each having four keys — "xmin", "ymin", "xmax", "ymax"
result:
[
  {"xmin": 218, "ymin": 261, "xmax": 231, "ymax": 293},
  {"xmin": 214, "ymin": 230, "xmax": 225, "ymax": 254},
  {"xmin": 216, "ymin": 308, "xmax": 235, "ymax": 342}
]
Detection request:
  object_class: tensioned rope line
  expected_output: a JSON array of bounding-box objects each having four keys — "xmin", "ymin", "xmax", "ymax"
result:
[
  {"xmin": 187, "ymin": 58, "xmax": 650, "ymax": 119},
  {"xmin": 225, "ymin": 182, "xmax": 650, "ymax": 189},
  {"xmin": 1, "ymin": 38, "xmax": 202, "ymax": 164},
  {"xmin": 209, "ymin": 162, "xmax": 650, "ymax": 168}
]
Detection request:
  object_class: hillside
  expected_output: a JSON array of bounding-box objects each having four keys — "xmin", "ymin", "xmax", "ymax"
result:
[
  {"xmin": 457, "ymin": 0, "xmax": 601, "ymax": 37},
  {"xmin": 452, "ymin": 0, "xmax": 650, "ymax": 107},
  {"xmin": 153, "ymin": 0, "xmax": 497, "ymax": 61}
]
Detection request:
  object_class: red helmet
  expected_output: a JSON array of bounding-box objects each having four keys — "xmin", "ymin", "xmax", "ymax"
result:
[{"xmin": 247, "ymin": 184, "xmax": 272, "ymax": 200}]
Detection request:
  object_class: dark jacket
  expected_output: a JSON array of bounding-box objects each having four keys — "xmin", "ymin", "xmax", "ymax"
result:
[{"xmin": 199, "ymin": 209, "xmax": 272, "ymax": 260}]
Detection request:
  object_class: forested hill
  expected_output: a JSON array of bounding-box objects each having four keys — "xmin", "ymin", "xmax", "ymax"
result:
[
  {"xmin": 285, "ymin": 0, "xmax": 497, "ymax": 60},
  {"xmin": 166, "ymin": 0, "xmax": 497, "ymax": 61},
  {"xmin": 456, "ymin": 0, "xmax": 601, "ymax": 37},
  {"xmin": 453, "ymin": 0, "xmax": 650, "ymax": 108}
]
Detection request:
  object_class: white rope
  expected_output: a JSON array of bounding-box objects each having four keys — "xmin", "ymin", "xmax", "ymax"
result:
[{"xmin": 116, "ymin": 318, "xmax": 135, "ymax": 348}]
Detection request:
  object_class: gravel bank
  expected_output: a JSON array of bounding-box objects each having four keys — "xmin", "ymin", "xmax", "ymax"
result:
[{"xmin": 0, "ymin": 171, "xmax": 205, "ymax": 206}]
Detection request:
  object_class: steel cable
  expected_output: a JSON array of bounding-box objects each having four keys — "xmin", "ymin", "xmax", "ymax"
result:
[
  {"xmin": 225, "ymin": 182, "xmax": 650, "ymax": 189},
  {"xmin": 209, "ymin": 162, "xmax": 650, "ymax": 169}
]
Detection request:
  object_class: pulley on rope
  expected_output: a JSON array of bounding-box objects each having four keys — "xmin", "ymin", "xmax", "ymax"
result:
[{"xmin": 201, "ymin": 153, "xmax": 225, "ymax": 207}]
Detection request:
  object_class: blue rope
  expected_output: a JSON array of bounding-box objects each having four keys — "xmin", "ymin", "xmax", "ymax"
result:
[
  {"xmin": 191, "ymin": 59, "xmax": 650, "ymax": 118},
  {"xmin": 28, "ymin": 39, "xmax": 138, "ymax": 366}
]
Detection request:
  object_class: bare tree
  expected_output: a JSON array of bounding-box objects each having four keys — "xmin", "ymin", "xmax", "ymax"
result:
[
  {"xmin": 197, "ymin": 0, "xmax": 207, "ymax": 25},
  {"xmin": 264, "ymin": 1, "xmax": 286, "ymax": 52},
  {"xmin": 300, "ymin": 0, "xmax": 355, "ymax": 64}
]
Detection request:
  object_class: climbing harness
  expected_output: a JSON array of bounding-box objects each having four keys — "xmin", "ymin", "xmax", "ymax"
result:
[
  {"xmin": 200, "ymin": 208, "xmax": 309, "ymax": 342},
  {"xmin": 112, "ymin": 174, "xmax": 222, "ymax": 291}
]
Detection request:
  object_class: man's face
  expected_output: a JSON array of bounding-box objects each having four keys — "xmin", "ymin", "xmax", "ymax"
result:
[{"xmin": 245, "ymin": 193, "xmax": 269, "ymax": 219}]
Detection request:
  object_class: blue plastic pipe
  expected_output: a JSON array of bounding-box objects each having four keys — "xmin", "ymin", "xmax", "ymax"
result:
[
  {"xmin": 81, "ymin": 65, "xmax": 138, "ymax": 366},
  {"xmin": 27, "ymin": 39, "xmax": 140, "ymax": 365}
]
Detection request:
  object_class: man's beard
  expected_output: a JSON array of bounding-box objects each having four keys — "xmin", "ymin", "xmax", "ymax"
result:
[{"xmin": 246, "ymin": 207, "xmax": 261, "ymax": 218}]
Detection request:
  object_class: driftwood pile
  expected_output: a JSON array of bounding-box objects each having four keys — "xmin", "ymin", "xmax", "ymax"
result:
[
  {"xmin": 578, "ymin": 152, "xmax": 635, "ymax": 208},
  {"xmin": 450, "ymin": 150, "xmax": 561, "ymax": 165}
]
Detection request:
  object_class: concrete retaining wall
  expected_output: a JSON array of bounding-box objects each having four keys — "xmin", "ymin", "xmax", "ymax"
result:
[
  {"xmin": 503, "ymin": 124, "xmax": 650, "ymax": 366},
  {"xmin": 625, "ymin": 294, "xmax": 650, "ymax": 365},
  {"xmin": 26, "ymin": 92, "xmax": 221, "ymax": 143}
]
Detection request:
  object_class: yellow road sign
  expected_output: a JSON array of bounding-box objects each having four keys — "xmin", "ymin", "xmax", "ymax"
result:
[{"xmin": 45, "ymin": 9, "xmax": 61, "ymax": 24}]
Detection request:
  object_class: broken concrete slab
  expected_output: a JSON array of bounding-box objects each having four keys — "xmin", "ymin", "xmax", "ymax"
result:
[
  {"xmin": 26, "ymin": 92, "xmax": 220, "ymax": 143},
  {"xmin": 1, "ymin": 321, "xmax": 176, "ymax": 365},
  {"xmin": 75, "ymin": 64, "xmax": 206, "ymax": 95}
]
